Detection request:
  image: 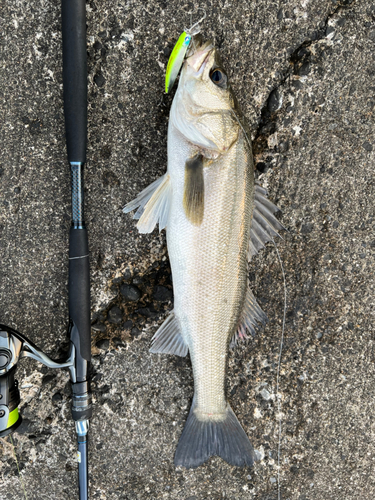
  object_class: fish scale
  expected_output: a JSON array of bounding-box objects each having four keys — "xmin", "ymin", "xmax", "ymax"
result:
[{"xmin": 168, "ymin": 134, "xmax": 253, "ymax": 418}]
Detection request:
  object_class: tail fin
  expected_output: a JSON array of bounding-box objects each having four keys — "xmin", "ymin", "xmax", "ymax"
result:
[{"xmin": 174, "ymin": 400, "xmax": 255, "ymax": 468}]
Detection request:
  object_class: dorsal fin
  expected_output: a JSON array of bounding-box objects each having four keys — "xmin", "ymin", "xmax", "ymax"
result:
[
  {"xmin": 231, "ymin": 286, "xmax": 267, "ymax": 346},
  {"xmin": 248, "ymin": 183, "xmax": 284, "ymax": 258},
  {"xmin": 235, "ymin": 183, "xmax": 284, "ymax": 345}
]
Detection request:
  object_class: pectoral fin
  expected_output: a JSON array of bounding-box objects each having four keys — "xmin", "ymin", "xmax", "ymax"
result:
[{"xmin": 183, "ymin": 154, "xmax": 205, "ymax": 226}]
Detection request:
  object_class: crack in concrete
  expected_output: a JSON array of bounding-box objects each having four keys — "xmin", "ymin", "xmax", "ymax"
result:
[{"xmin": 253, "ymin": 0, "xmax": 357, "ymax": 165}]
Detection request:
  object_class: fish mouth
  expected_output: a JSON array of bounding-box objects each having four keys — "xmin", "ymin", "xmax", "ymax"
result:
[
  {"xmin": 187, "ymin": 39, "xmax": 214, "ymax": 75},
  {"xmin": 186, "ymin": 34, "xmax": 211, "ymax": 56},
  {"xmin": 196, "ymin": 52, "xmax": 211, "ymax": 77}
]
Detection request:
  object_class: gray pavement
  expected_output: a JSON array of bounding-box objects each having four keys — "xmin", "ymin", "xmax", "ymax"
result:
[{"xmin": 1, "ymin": 0, "xmax": 375, "ymax": 498}]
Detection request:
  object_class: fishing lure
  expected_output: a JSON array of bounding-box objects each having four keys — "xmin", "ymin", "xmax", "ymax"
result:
[
  {"xmin": 165, "ymin": 32, "xmax": 192, "ymax": 93},
  {"xmin": 165, "ymin": 10, "xmax": 206, "ymax": 93}
]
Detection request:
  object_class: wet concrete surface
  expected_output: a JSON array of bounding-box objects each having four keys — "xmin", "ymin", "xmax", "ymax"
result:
[{"xmin": 1, "ymin": 0, "xmax": 375, "ymax": 498}]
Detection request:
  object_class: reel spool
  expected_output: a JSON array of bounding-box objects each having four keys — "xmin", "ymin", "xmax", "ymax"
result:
[{"xmin": 0, "ymin": 329, "xmax": 23, "ymax": 437}]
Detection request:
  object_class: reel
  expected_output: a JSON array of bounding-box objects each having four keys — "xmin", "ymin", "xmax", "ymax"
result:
[{"xmin": 0, "ymin": 324, "xmax": 81, "ymax": 437}]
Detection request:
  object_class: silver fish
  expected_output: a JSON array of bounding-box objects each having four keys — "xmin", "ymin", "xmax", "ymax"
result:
[{"xmin": 124, "ymin": 38, "xmax": 283, "ymax": 468}]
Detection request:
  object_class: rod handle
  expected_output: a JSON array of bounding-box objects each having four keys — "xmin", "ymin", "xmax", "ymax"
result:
[
  {"xmin": 62, "ymin": 0, "xmax": 87, "ymax": 163},
  {"xmin": 69, "ymin": 227, "xmax": 91, "ymax": 363}
]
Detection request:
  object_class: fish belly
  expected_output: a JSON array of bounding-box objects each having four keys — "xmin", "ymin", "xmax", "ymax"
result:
[{"xmin": 167, "ymin": 131, "xmax": 254, "ymax": 419}]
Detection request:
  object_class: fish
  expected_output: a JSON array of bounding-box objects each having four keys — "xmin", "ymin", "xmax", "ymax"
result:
[{"xmin": 123, "ymin": 37, "xmax": 284, "ymax": 468}]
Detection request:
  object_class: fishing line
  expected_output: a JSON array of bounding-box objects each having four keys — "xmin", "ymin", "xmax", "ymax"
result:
[
  {"xmin": 232, "ymin": 105, "xmax": 287, "ymax": 497},
  {"xmin": 186, "ymin": 8, "xmax": 206, "ymax": 54},
  {"xmin": 232, "ymin": 104, "xmax": 287, "ymax": 498},
  {"xmin": 272, "ymin": 238, "xmax": 287, "ymax": 500},
  {"xmin": 230, "ymin": 110, "xmax": 253, "ymax": 154},
  {"xmin": 10, "ymin": 434, "xmax": 28, "ymax": 500},
  {"xmin": 235, "ymin": 97, "xmax": 287, "ymax": 497}
]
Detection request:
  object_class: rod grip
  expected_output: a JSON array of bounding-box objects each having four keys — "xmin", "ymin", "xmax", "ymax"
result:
[
  {"xmin": 69, "ymin": 227, "xmax": 91, "ymax": 362},
  {"xmin": 62, "ymin": 0, "xmax": 87, "ymax": 163}
]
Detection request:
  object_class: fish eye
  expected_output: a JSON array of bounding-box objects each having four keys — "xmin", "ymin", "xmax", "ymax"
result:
[{"xmin": 210, "ymin": 68, "xmax": 227, "ymax": 89}]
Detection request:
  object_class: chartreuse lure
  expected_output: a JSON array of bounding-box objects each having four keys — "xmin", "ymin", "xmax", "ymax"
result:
[
  {"xmin": 165, "ymin": 31, "xmax": 192, "ymax": 93},
  {"xmin": 165, "ymin": 9, "xmax": 206, "ymax": 93}
]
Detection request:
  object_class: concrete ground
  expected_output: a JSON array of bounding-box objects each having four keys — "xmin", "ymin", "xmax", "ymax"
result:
[{"xmin": 1, "ymin": 0, "xmax": 374, "ymax": 498}]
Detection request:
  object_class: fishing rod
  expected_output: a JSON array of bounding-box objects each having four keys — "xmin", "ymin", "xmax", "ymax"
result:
[{"xmin": 0, "ymin": 0, "xmax": 92, "ymax": 498}]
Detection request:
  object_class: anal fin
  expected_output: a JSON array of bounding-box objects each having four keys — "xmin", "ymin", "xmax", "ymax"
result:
[{"xmin": 149, "ymin": 311, "xmax": 188, "ymax": 357}]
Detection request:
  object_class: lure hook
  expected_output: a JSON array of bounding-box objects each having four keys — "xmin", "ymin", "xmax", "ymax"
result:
[{"xmin": 185, "ymin": 8, "xmax": 206, "ymax": 36}]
